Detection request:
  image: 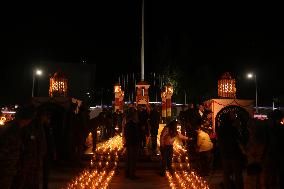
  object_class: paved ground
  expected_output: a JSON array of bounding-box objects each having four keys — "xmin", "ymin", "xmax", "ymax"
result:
[
  {"xmin": 48, "ymin": 158, "xmax": 224, "ymax": 189},
  {"xmin": 47, "ymin": 162, "xmax": 87, "ymax": 189},
  {"xmin": 109, "ymin": 169, "xmax": 170, "ymax": 189},
  {"xmin": 48, "ymin": 143, "xmax": 224, "ymax": 188}
]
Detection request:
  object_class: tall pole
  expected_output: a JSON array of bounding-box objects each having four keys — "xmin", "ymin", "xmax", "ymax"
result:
[
  {"xmin": 101, "ymin": 88, "xmax": 103, "ymax": 107},
  {"xmin": 141, "ymin": 0, "xmax": 144, "ymax": 81},
  {"xmin": 32, "ymin": 71, "xmax": 35, "ymax": 98},
  {"xmin": 184, "ymin": 91, "xmax": 187, "ymax": 105},
  {"xmin": 255, "ymin": 75, "xmax": 258, "ymax": 113}
]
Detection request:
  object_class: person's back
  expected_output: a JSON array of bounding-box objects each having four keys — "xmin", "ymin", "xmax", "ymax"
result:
[
  {"xmin": 124, "ymin": 120, "xmax": 140, "ymax": 147},
  {"xmin": 262, "ymin": 110, "xmax": 284, "ymax": 188},
  {"xmin": 89, "ymin": 114, "xmax": 104, "ymax": 151},
  {"xmin": 12, "ymin": 118, "xmax": 46, "ymax": 188},
  {"xmin": 124, "ymin": 110, "xmax": 140, "ymax": 179},
  {"xmin": 0, "ymin": 121, "xmax": 24, "ymax": 186},
  {"xmin": 0, "ymin": 105, "xmax": 35, "ymax": 188},
  {"xmin": 197, "ymin": 129, "xmax": 213, "ymax": 152},
  {"xmin": 138, "ymin": 109, "xmax": 148, "ymax": 124},
  {"xmin": 218, "ymin": 119, "xmax": 242, "ymax": 159},
  {"xmin": 217, "ymin": 113, "xmax": 245, "ymax": 189},
  {"xmin": 149, "ymin": 109, "xmax": 160, "ymax": 130},
  {"xmin": 113, "ymin": 111, "xmax": 118, "ymax": 126}
]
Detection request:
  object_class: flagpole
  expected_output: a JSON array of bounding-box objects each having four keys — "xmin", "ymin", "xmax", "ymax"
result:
[{"xmin": 141, "ymin": 0, "xmax": 144, "ymax": 81}]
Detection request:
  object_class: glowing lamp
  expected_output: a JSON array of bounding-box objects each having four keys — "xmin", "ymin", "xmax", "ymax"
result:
[
  {"xmin": 164, "ymin": 83, "xmax": 174, "ymax": 118},
  {"xmin": 49, "ymin": 71, "xmax": 68, "ymax": 97},
  {"xmin": 114, "ymin": 85, "xmax": 121, "ymax": 93},
  {"xmin": 218, "ymin": 72, "xmax": 236, "ymax": 98},
  {"xmin": 166, "ymin": 83, "xmax": 174, "ymax": 96},
  {"xmin": 114, "ymin": 83, "xmax": 124, "ymax": 112},
  {"xmin": 0, "ymin": 116, "xmax": 6, "ymax": 126}
]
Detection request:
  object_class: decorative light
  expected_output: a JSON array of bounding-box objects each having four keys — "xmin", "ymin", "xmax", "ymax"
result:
[
  {"xmin": 65, "ymin": 133, "xmax": 210, "ymax": 188},
  {"xmin": 64, "ymin": 135, "xmax": 123, "ymax": 189},
  {"xmin": 218, "ymin": 72, "xmax": 236, "ymax": 99},
  {"xmin": 166, "ymin": 83, "xmax": 174, "ymax": 95},
  {"xmin": 114, "ymin": 85, "xmax": 122, "ymax": 93},
  {"xmin": 177, "ymin": 124, "xmax": 181, "ymax": 133},
  {"xmin": 165, "ymin": 138, "xmax": 210, "ymax": 189},
  {"xmin": 0, "ymin": 116, "xmax": 6, "ymax": 125},
  {"xmin": 114, "ymin": 84, "xmax": 124, "ymax": 112},
  {"xmin": 49, "ymin": 71, "xmax": 68, "ymax": 97}
]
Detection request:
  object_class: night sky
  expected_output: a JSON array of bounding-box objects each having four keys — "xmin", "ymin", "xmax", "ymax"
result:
[{"xmin": 1, "ymin": 1, "xmax": 284, "ymax": 106}]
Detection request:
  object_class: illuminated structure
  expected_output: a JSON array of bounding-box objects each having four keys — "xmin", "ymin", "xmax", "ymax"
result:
[
  {"xmin": 165, "ymin": 83, "xmax": 174, "ymax": 117},
  {"xmin": 161, "ymin": 83, "xmax": 174, "ymax": 119},
  {"xmin": 114, "ymin": 84, "xmax": 124, "ymax": 112},
  {"xmin": 161, "ymin": 91, "xmax": 167, "ymax": 119},
  {"xmin": 136, "ymin": 81, "xmax": 150, "ymax": 107},
  {"xmin": 218, "ymin": 72, "xmax": 236, "ymax": 98},
  {"xmin": 49, "ymin": 71, "xmax": 68, "ymax": 97}
]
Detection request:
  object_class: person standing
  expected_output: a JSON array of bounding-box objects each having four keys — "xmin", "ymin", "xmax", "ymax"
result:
[
  {"xmin": 89, "ymin": 112, "xmax": 104, "ymax": 153},
  {"xmin": 124, "ymin": 108, "xmax": 140, "ymax": 179},
  {"xmin": 42, "ymin": 111, "xmax": 57, "ymax": 189},
  {"xmin": 12, "ymin": 109, "xmax": 47, "ymax": 189},
  {"xmin": 196, "ymin": 125, "xmax": 213, "ymax": 176},
  {"xmin": 217, "ymin": 111, "xmax": 246, "ymax": 189},
  {"xmin": 0, "ymin": 105, "xmax": 35, "ymax": 189},
  {"xmin": 112, "ymin": 109, "xmax": 119, "ymax": 134},
  {"xmin": 160, "ymin": 120, "xmax": 190, "ymax": 176},
  {"xmin": 244, "ymin": 118, "xmax": 266, "ymax": 189},
  {"xmin": 149, "ymin": 105, "xmax": 160, "ymax": 153},
  {"xmin": 138, "ymin": 106, "xmax": 149, "ymax": 150},
  {"xmin": 262, "ymin": 110, "xmax": 284, "ymax": 189}
]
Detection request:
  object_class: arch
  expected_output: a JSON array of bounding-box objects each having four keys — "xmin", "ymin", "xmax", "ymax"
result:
[
  {"xmin": 215, "ymin": 105, "xmax": 250, "ymax": 144},
  {"xmin": 204, "ymin": 98, "xmax": 254, "ymax": 133}
]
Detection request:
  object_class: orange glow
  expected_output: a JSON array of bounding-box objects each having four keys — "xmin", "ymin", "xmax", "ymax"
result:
[
  {"xmin": 0, "ymin": 116, "xmax": 6, "ymax": 125},
  {"xmin": 49, "ymin": 72, "xmax": 68, "ymax": 97},
  {"xmin": 218, "ymin": 72, "xmax": 236, "ymax": 98},
  {"xmin": 114, "ymin": 85, "xmax": 121, "ymax": 93}
]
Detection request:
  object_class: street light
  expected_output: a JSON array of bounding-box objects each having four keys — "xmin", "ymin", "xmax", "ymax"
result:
[
  {"xmin": 32, "ymin": 69, "xmax": 43, "ymax": 97},
  {"xmin": 247, "ymin": 72, "xmax": 258, "ymax": 113}
]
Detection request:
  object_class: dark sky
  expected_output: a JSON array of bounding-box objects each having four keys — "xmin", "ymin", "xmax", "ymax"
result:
[{"xmin": 1, "ymin": 1, "xmax": 284, "ymax": 106}]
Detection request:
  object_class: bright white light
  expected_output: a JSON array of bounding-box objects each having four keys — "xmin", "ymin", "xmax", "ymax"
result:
[
  {"xmin": 1, "ymin": 111, "xmax": 16, "ymax": 114},
  {"xmin": 247, "ymin": 73, "xmax": 253, "ymax": 79},
  {"xmin": 36, "ymin": 70, "xmax": 42, "ymax": 76}
]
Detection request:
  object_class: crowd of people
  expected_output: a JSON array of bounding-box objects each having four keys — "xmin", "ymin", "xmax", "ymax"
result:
[
  {"xmin": 178, "ymin": 103, "xmax": 284, "ymax": 189},
  {"xmin": 0, "ymin": 105, "xmax": 48, "ymax": 188},
  {"xmin": 1, "ymin": 100, "xmax": 283, "ymax": 189}
]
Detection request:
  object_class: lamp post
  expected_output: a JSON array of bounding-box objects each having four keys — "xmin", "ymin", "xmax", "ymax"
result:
[
  {"xmin": 32, "ymin": 69, "xmax": 42, "ymax": 98},
  {"xmin": 247, "ymin": 73, "xmax": 258, "ymax": 113}
]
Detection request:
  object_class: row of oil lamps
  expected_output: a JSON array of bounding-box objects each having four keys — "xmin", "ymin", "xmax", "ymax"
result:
[
  {"xmin": 64, "ymin": 135, "xmax": 123, "ymax": 189},
  {"xmin": 64, "ymin": 134, "xmax": 209, "ymax": 189},
  {"xmin": 165, "ymin": 139, "xmax": 210, "ymax": 189}
]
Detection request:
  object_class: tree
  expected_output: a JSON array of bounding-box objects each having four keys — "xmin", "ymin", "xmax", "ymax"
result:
[{"xmin": 160, "ymin": 64, "xmax": 184, "ymax": 102}]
